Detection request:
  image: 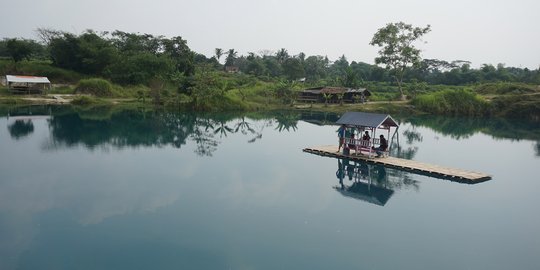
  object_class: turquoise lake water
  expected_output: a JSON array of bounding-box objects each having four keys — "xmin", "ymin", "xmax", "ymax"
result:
[{"xmin": 1, "ymin": 106, "xmax": 539, "ymax": 270}]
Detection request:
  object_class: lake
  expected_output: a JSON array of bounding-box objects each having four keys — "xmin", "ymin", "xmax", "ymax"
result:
[{"xmin": 1, "ymin": 106, "xmax": 539, "ymax": 270}]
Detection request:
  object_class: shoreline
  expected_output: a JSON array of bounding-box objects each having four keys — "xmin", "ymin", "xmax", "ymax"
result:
[
  {"xmin": 0, "ymin": 93, "xmax": 538, "ymax": 121},
  {"xmin": 0, "ymin": 94, "xmax": 418, "ymax": 114}
]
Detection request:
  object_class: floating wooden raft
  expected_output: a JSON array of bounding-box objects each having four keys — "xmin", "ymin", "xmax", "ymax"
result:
[{"xmin": 303, "ymin": 145, "xmax": 492, "ymax": 183}]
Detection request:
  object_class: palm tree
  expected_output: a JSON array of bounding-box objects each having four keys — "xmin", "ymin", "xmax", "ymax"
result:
[
  {"xmin": 215, "ymin": 48, "xmax": 223, "ymax": 63},
  {"xmin": 276, "ymin": 48, "xmax": 289, "ymax": 64},
  {"xmin": 225, "ymin": 48, "xmax": 237, "ymax": 66},
  {"xmin": 323, "ymin": 93, "xmax": 332, "ymax": 107},
  {"xmin": 298, "ymin": 52, "xmax": 306, "ymax": 62}
]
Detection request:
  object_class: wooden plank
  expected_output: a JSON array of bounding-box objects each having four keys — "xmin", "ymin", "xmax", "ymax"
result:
[{"xmin": 303, "ymin": 145, "xmax": 492, "ymax": 183}]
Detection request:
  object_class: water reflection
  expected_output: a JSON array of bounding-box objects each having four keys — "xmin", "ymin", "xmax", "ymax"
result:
[
  {"xmin": 40, "ymin": 107, "xmax": 287, "ymax": 156},
  {"xmin": 8, "ymin": 119, "xmax": 35, "ymax": 139},
  {"xmin": 274, "ymin": 111, "xmax": 300, "ymax": 132},
  {"xmin": 403, "ymin": 115, "xmax": 540, "ymax": 141},
  {"xmin": 297, "ymin": 111, "xmax": 340, "ymax": 126},
  {"xmin": 1, "ymin": 107, "xmax": 332, "ymax": 154},
  {"xmin": 389, "ymin": 127, "xmax": 419, "ymax": 160},
  {"xmin": 1, "ymin": 106, "xmax": 538, "ymax": 270},
  {"xmin": 4, "ymin": 105, "xmax": 52, "ymax": 140},
  {"xmin": 2, "ymin": 105, "xmax": 539, "ymax": 155},
  {"xmin": 334, "ymin": 158, "xmax": 420, "ymax": 206}
]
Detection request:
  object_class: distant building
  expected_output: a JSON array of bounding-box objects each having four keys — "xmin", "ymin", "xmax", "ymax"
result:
[
  {"xmin": 6, "ymin": 75, "xmax": 51, "ymax": 94},
  {"xmin": 297, "ymin": 86, "xmax": 371, "ymax": 103},
  {"xmin": 224, "ymin": 66, "xmax": 240, "ymax": 73}
]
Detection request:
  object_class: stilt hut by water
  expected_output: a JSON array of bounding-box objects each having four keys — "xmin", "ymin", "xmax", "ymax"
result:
[
  {"xmin": 334, "ymin": 158, "xmax": 394, "ymax": 206},
  {"xmin": 6, "ymin": 75, "xmax": 51, "ymax": 94},
  {"xmin": 297, "ymin": 87, "xmax": 371, "ymax": 103},
  {"xmin": 336, "ymin": 112, "xmax": 399, "ymax": 157}
]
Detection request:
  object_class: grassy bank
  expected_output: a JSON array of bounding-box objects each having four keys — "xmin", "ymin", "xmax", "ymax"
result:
[
  {"xmin": 2, "ymin": 83, "xmax": 538, "ymax": 120},
  {"xmin": 411, "ymin": 88, "xmax": 489, "ymax": 116},
  {"xmin": 1, "ymin": 59, "xmax": 538, "ymax": 119}
]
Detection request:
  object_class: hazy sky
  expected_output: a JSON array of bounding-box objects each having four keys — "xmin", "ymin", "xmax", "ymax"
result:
[{"xmin": 1, "ymin": 0, "xmax": 539, "ymax": 68}]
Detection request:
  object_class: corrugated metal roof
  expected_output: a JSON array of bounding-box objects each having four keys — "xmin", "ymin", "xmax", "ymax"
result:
[
  {"xmin": 302, "ymin": 87, "xmax": 367, "ymax": 94},
  {"xmin": 6, "ymin": 75, "xmax": 50, "ymax": 84},
  {"xmin": 336, "ymin": 112, "xmax": 399, "ymax": 128}
]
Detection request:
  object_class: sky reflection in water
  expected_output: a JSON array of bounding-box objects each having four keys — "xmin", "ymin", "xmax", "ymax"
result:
[{"xmin": 0, "ymin": 106, "xmax": 539, "ymax": 270}]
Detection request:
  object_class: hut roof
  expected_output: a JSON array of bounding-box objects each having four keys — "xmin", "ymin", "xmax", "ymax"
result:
[
  {"xmin": 302, "ymin": 87, "xmax": 367, "ymax": 94},
  {"xmin": 336, "ymin": 112, "xmax": 399, "ymax": 128},
  {"xmin": 6, "ymin": 75, "xmax": 50, "ymax": 84}
]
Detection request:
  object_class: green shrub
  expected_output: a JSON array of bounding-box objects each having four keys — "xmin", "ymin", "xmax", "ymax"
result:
[
  {"xmin": 105, "ymin": 53, "xmax": 174, "ymax": 85},
  {"xmin": 475, "ymin": 82, "xmax": 538, "ymax": 95},
  {"xmin": 218, "ymin": 93, "xmax": 249, "ymax": 111},
  {"xmin": 75, "ymin": 78, "xmax": 114, "ymax": 97},
  {"xmin": 490, "ymin": 93, "xmax": 540, "ymax": 120},
  {"xmin": 412, "ymin": 89, "xmax": 489, "ymax": 116},
  {"xmin": 119, "ymin": 84, "xmax": 149, "ymax": 99}
]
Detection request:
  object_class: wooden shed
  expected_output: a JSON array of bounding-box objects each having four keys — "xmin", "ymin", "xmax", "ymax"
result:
[{"xmin": 297, "ymin": 86, "xmax": 371, "ymax": 103}]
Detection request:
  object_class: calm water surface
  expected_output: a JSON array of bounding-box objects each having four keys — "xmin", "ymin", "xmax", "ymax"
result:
[{"xmin": 1, "ymin": 106, "xmax": 539, "ymax": 270}]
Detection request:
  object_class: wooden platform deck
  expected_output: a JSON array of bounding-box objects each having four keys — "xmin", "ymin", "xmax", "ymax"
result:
[{"xmin": 303, "ymin": 145, "xmax": 492, "ymax": 184}]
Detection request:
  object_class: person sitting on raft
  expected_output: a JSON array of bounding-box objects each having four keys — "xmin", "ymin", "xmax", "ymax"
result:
[{"xmin": 372, "ymin": 134, "xmax": 388, "ymax": 157}]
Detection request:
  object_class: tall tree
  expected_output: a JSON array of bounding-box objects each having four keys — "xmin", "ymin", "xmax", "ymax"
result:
[
  {"xmin": 5, "ymin": 39, "xmax": 33, "ymax": 62},
  {"xmin": 245, "ymin": 52, "xmax": 266, "ymax": 76},
  {"xmin": 77, "ymin": 31, "xmax": 118, "ymax": 74},
  {"xmin": 341, "ymin": 67, "xmax": 360, "ymax": 88},
  {"xmin": 110, "ymin": 31, "xmax": 161, "ymax": 54},
  {"xmin": 49, "ymin": 31, "xmax": 117, "ymax": 74},
  {"xmin": 225, "ymin": 48, "xmax": 237, "ymax": 66},
  {"xmin": 35, "ymin": 27, "xmax": 64, "ymax": 45},
  {"xmin": 263, "ymin": 56, "xmax": 282, "ymax": 77},
  {"xmin": 49, "ymin": 33, "xmax": 82, "ymax": 70},
  {"xmin": 370, "ymin": 21, "xmax": 431, "ymax": 100},
  {"xmin": 304, "ymin": 55, "xmax": 328, "ymax": 81},
  {"xmin": 297, "ymin": 52, "xmax": 306, "ymax": 62},
  {"xmin": 330, "ymin": 54, "xmax": 349, "ymax": 79},
  {"xmin": 276, "ymin": 48, "xmax": 289, "ymax": 64},
  {"xmin": 282, "ymin": 58, "xmax": 305, "ymax": 80},
  {"xmin": 162, "ymin": 36, "xmax": 194, "ymax": 76},
  {"xmin": 215, "ymin": 48, "xmax": 223, "ymax": 62}
]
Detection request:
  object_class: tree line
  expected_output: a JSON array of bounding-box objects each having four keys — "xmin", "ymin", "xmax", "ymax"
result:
[{"xmin": 1, "ymin": 27, "xmax": 539, "ymax": 89}]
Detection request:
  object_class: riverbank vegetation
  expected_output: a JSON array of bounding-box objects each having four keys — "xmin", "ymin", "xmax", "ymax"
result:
[{"xmin": 1, "ymin": 26, "xmax": 539, "ymax": 120}]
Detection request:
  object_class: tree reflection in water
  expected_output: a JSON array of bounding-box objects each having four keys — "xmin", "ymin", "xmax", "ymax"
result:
[
  {"xmin": 274, "ymin": 111, "xmax": 300, "ymax": 132},
  {"xmin": 42, "ymin": 107, "xmax": 305, "ymax": 156},
  {"xmin": 390, "ymin": 127, "xmax": 421, "ymax": 160},
  {"xmin": 403, "ymin": 115, "xmax": 540, "ymax": 141},
  {"xmin": 8, "ymin": 119, "xmax": 35, "ymax": 140},
  {"xmin": 233, "ymin": 116, "xmax": 256, "ymax": 135},
  {"xmin": 3, "ymin": 105, "xmax": 537, "ymax": 157},
  {"xmin": 191, "ymin": 117, "xmax": 219, "ymax": 156}
]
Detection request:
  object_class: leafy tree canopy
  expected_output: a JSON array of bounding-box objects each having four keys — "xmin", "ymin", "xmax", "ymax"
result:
[
  {"xmin": 370, "ymin": 21, "xmax": 431, "ymax": 99},
  {"xmin": 5, "ymin": 38, "xmax": 34, "ymax": 62}
]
